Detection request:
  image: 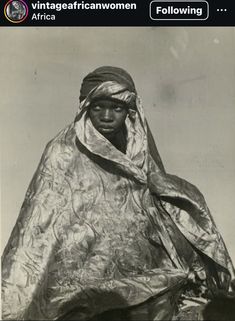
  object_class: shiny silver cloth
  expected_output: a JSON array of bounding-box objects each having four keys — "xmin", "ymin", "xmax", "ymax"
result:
[{"xmin": 2, "ymin": 81, "xmax": 234, "ymax": 320}]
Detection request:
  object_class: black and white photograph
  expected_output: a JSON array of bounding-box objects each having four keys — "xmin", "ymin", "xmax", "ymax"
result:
[{"xmin": 1, "ymin": 27, "xmax": 235, "ymax": 320}]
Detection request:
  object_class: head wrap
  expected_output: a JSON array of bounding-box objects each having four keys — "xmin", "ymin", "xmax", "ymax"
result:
[
  {"xmin": 77, "ymin": 66, "xmax": 165, "ymax": 173},
  {"xmin": 79, "ymin": 66, "xmax": 136, "ymax": 102}
]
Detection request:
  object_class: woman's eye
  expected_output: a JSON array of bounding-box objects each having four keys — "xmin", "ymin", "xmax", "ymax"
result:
[
  {"xmin": 114, "ymin": 106, "xmax": 124, "ymax": 112},
  {"xmin": 92, "ymin": 105, "xmax": 101, "ymax": 111}
]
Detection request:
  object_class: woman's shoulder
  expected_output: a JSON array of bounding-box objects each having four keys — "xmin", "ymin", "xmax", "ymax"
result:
[
  {"xmin": 38, "ymin": 122, "xmax": 79, "ymax": 172},
  {"xmin": 43, "ymin": 122, "xmax": 76, "ymax": 155}
]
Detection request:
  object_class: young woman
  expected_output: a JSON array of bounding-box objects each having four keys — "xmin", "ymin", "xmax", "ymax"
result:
[{"xmin": 2, "ymin": 66, "xmax": 234, "ymax": 320}]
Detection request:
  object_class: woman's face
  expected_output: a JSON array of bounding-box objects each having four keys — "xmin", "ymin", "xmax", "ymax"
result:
[{"xmin": 88, "ymin": 99, "xmax": 128, "ymax": 138}]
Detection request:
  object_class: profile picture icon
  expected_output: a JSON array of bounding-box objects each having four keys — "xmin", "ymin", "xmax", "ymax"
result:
[{"xmin": 4, "ymin": 0, "xmax": 28, "ymax": 23}]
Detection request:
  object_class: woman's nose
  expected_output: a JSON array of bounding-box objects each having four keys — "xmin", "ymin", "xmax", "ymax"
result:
[{"xmin": 101, "ymin": 108, "xmax": 113, "ymax": 121}]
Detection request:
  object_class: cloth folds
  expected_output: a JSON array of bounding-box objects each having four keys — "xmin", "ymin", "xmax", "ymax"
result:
[
  {"xmin": 79, "ymin": 66, "xmax": 136, "ymax": 103},
  {"xmin": 2, "ymin": 70, "xmax": 234, "ymax": 320}
]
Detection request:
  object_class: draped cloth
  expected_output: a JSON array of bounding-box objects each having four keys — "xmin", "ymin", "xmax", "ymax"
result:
[
  {"xmin": 79, "ymin": 66, "xmax": 137, "ymax": 102},
  {"xmin": 2, "ymin": 72, "xmax": 234, "ymax": 320}
]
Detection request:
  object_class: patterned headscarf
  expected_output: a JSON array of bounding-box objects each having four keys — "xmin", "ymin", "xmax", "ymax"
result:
[
  {"xmin": 76, "ymin": 66, "xmax": 165, "ymax": 174},
  {"xmin": 79, "ymin": 66, "xmax": 136, "ymax": 102}
]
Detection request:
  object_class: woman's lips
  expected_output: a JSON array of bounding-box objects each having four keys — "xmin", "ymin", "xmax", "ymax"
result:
[{"xmin": 99, "ymin": 126, "xmax": 114, "ymax": 132}]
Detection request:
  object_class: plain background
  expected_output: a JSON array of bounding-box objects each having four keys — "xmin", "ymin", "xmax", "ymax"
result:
[{"xmin": 0, "ymin": 27, "xmax": 234, "ymax": 263}]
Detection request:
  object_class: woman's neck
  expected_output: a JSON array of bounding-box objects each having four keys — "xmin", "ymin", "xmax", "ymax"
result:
[{"xmin": 105, "ymin": 126, "xmax": 127, "ymax": 154}]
